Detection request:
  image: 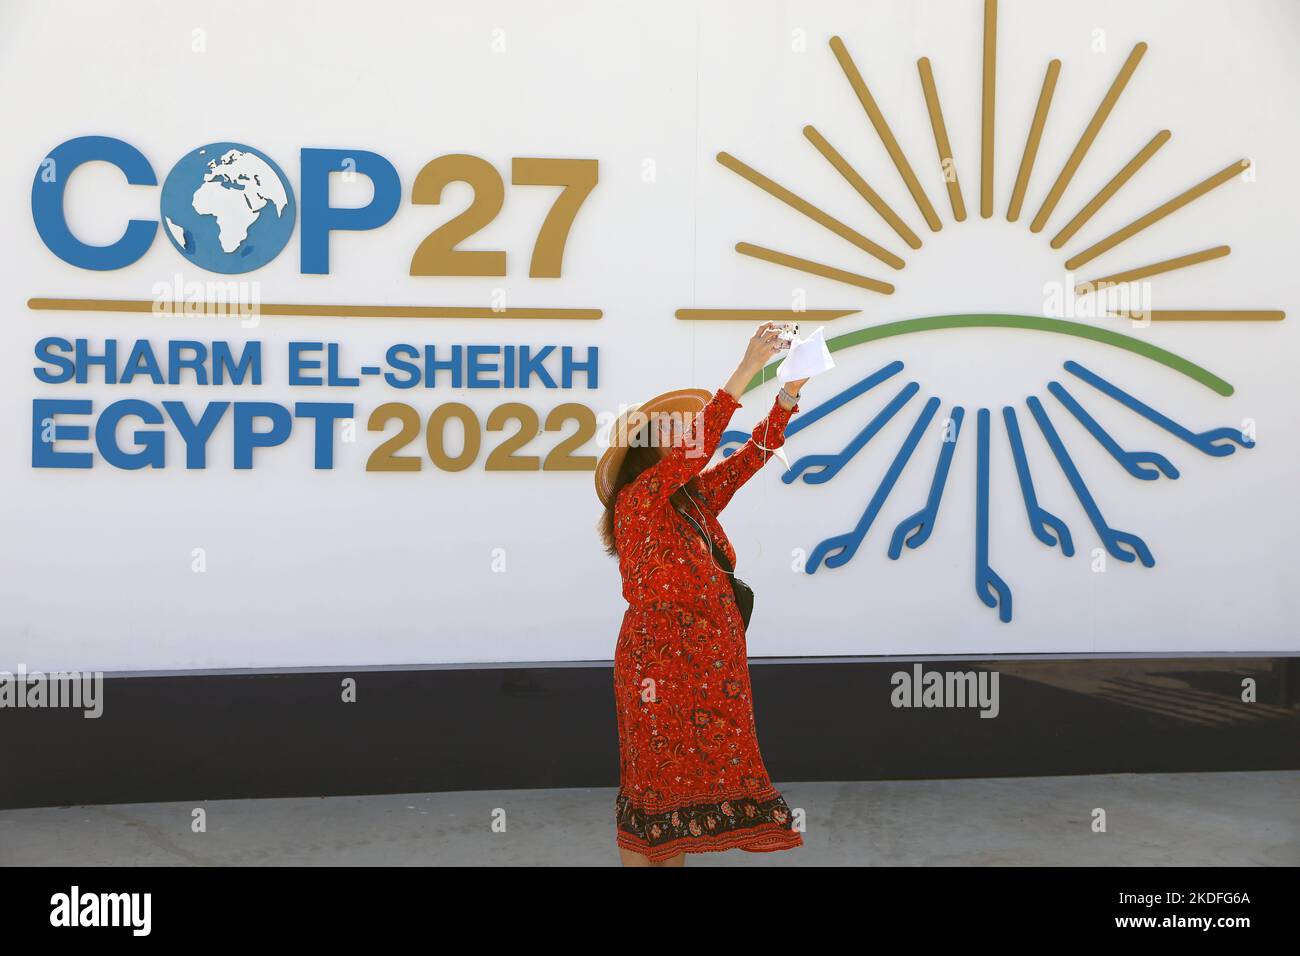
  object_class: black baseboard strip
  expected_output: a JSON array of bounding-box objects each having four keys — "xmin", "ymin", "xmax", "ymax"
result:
[{"xmin": 3, "ymin": 656, "xmax": 1297, "ymax": 810}]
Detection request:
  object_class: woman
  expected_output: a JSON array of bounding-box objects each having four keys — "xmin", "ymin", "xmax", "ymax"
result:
[{"xmin": 595, "ymin": 323, "xmax": 808, "ymax": 866}]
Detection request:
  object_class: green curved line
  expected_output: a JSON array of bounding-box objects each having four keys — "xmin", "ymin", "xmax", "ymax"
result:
[{"xmin": 742, "ymin": 313, "xmax": 1235, "ymax": 396}]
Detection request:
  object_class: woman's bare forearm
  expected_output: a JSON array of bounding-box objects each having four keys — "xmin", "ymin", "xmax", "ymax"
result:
[{"xmin": 723, "ymin": 361, "xmax": 763, "ymax": 402}]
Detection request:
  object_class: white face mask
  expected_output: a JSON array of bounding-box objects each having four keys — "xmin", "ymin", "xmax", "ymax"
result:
[{"xmin": 776, "ymin": 325, "xmax": 835, "ymax": 384}]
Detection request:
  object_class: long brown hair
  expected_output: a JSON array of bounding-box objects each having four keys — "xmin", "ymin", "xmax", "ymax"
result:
[{"xmin": 598, "ymin": 424, "xmax": 700, "ymax": 557}]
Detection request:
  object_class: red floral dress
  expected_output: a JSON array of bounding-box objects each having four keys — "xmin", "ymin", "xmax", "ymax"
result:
[{"xmin": 613, "ymin": 387, "xmax": 803, "ymax": 861}]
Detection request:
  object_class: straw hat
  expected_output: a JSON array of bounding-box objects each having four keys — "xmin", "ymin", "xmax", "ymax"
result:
[{"xmin": 594, "ymin": 387, "xmax": 713, "ymax": 506}]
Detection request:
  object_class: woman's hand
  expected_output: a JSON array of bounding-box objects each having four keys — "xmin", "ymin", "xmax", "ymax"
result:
[
  {"xmin": 741, "ymin": 322, "xmax": 786, "ymax": 372},
  {"xmin": 724, "ymin": 323, "xmax": 787, "ymax": 401},
  {"xmin": 779, "ymin": 377, "xmax": 808, "ymax": 409}
]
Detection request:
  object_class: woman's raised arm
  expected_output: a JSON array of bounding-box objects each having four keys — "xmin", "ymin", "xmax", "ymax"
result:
[
  {"xmin": 630, "ymin": 324, "xmax": 790, "ymax": 502},
  {"xmin": 694, "ymin": 379, "xmax": 806, "ymax": 513}
]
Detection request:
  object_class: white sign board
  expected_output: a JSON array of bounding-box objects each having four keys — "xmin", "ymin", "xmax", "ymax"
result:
[{"xmin": 1, "ymin": 0, "xmax": 1296, "ymax": 670}]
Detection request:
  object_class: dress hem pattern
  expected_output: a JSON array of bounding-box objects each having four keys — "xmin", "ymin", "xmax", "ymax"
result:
[{"xmin": 615, "ymin": 789, "xmax": 803, "ymax": 862}]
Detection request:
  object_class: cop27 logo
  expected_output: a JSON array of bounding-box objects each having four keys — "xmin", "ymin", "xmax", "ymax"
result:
[
  {"xmin": 32, "ymin": 137, "xmax": 597, "ymax": 276},
  {"xmin": 680, "ymin": 2, "xmax": 1283, "ymax": 623},
  {"xmin": 28, "ymin": 141, "xmax": 604, "ymax": 475}
]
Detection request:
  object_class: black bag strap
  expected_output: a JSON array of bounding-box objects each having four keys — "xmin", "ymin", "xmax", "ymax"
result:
[
  {"xmin": 674, "ymin": 499, "xmax": 733, "ymax": 574},
  {"xmin": 674, "ymin": 494, "xmax": 753, "ymax": 630}
]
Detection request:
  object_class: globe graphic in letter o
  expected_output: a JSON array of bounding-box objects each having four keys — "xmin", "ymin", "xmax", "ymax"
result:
[{"xmin": 159, "ymin": 143, "xmax": 296, "ymax": 274}]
